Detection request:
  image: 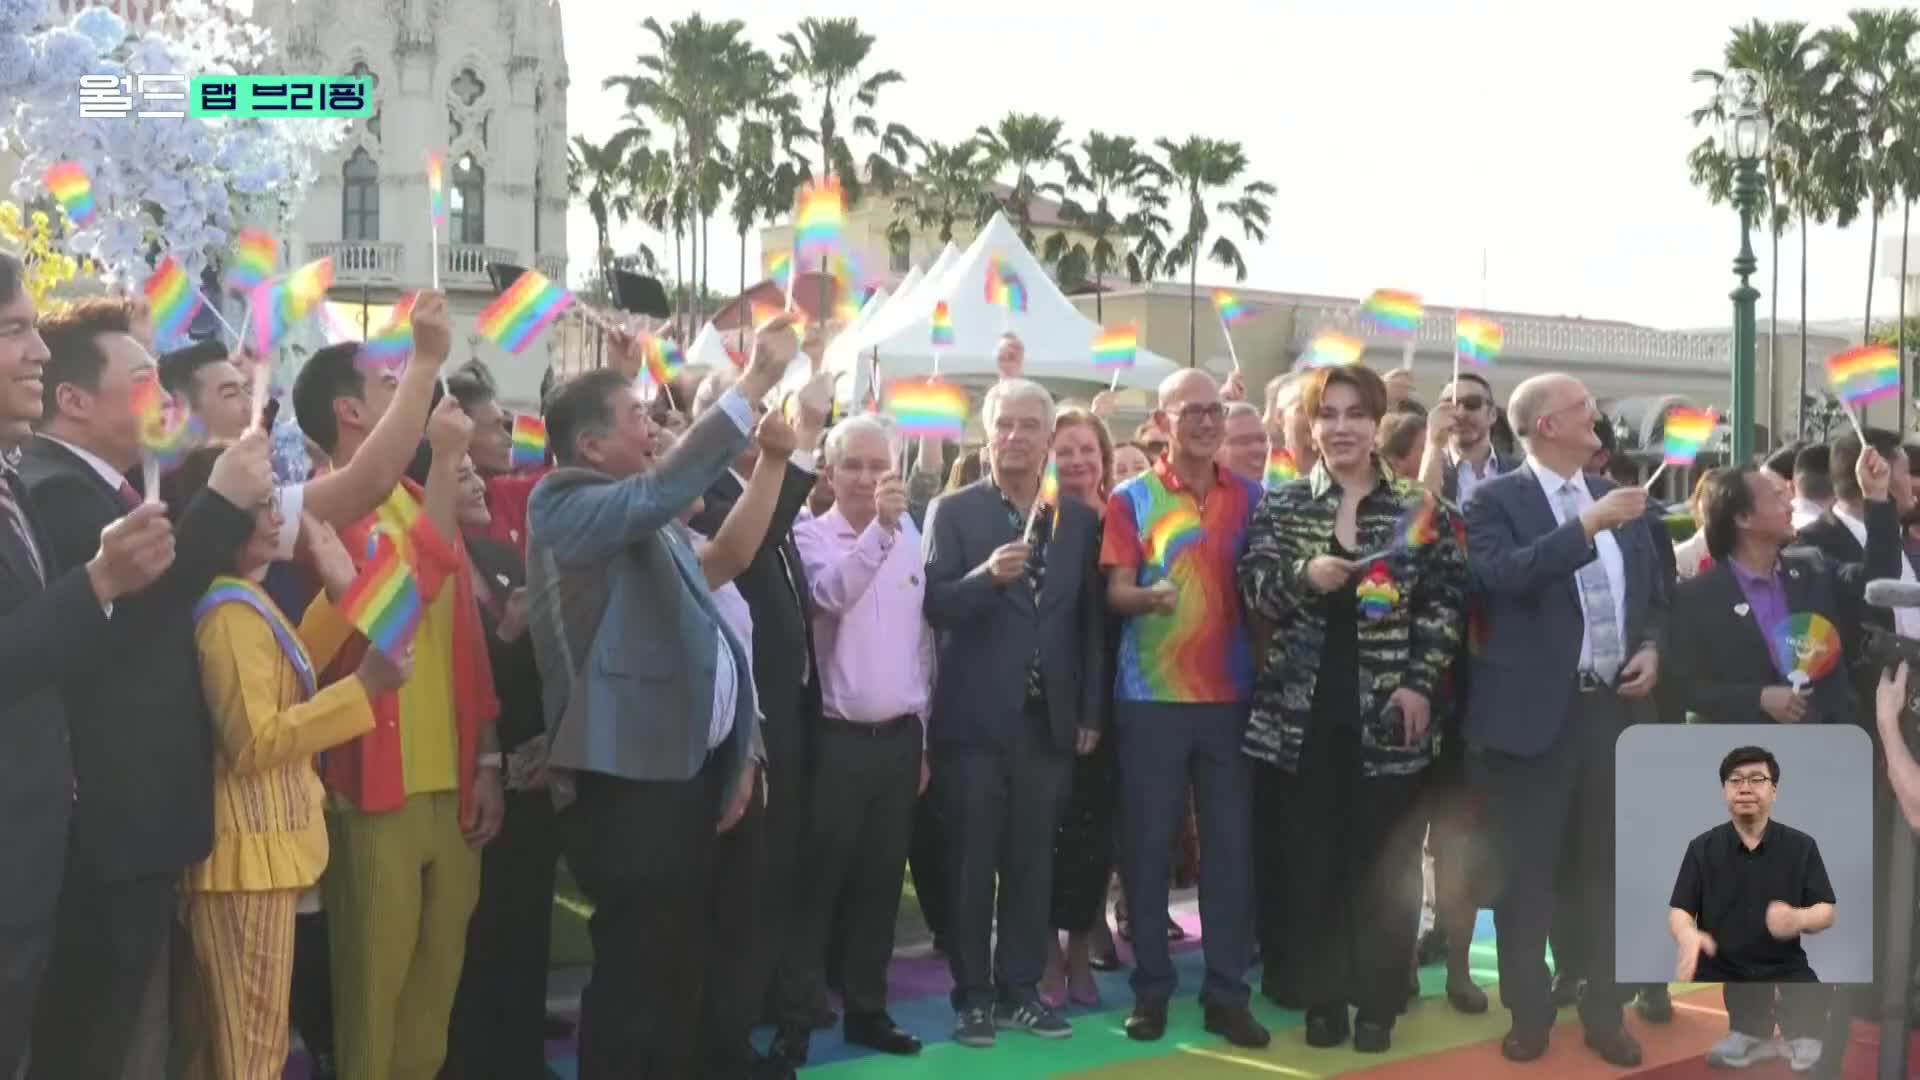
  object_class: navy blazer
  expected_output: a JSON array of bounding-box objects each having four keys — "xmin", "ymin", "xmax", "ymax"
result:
[
  {"xmin": 1464, "ymin": 465, "xmax": 1667, "ymax": 757},
  {"xmin": 922, "ymin": 480, "xmax": 1108, "ymax": 753}
]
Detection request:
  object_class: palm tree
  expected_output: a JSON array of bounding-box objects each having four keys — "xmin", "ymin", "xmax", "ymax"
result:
[
  {"xmin": 568, "ymin": 123, "xmax": 659, "ymax": 288},
  {"xmin": 1155, "ymin": 136, "xmax": 1276, "ymax": 365},
  {"xmin": 725, "ymin": 55, "xmax": 809, "ymax": 299},
  {"xmin": 605, "ymin": 14, "xmax": 758, "ymax": 326},
  {"xmin": 885, "ymin": 140, "xmax": 998, "ymax": 251},
  {"xmin": 1051, "ymin": 131, "xmax": 1170, "ymax": 319},
  {"xmin": 975, "ymin": 112, "xmax": 1073, "ymax": 250},
  {"xmin": 778, "ymin": 17, "xmax": 919, "ymax": 206},
  {"xmin": 1889, "ymin": 60, "xmax": 1920, "ymax": 428},
  {"xmin": 1817, "ymin": 9, "xmax": 1920, "ymax": 344},
  {"xmin": 1688, "ymin": 18, "xmax": 1818, "ymax": 442}
]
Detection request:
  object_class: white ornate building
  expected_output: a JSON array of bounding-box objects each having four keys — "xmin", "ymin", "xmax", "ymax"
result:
[{"xmin": 249, "ymin": 0, "xmax": 571, "ymax": 409}]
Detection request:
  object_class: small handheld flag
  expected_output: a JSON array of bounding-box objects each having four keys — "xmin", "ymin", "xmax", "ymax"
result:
[
  {"xmin": 1302, "ymin": 331, "xmax": 1364, "ymax": 368},
  {"xmin": 1024, "ymin": 459, "xmax": 1060, "ymax": 541},
  {"xmin": 427, "ymin": 151, "xmax": 447, "ymax": 228},
  {"xmin": 476, "ymin": 270, "xmax": 574, "ymax": 355},
  {"xmin": 358, "ymin": 292, "xmax": 416, "ymax": 368},
  {"xmin": 339, "ymin": 531, "xmax": 424, "ymax": 660},
  {"xmin": 1092, "ymin": 325, "xmax": 1138, "ymax": 370},
  {"xmin": 143, "ymin": 256, "xmax": 203, "ymax": 347},
  {"xmin": 1826, "ymin": 343, "xmax": 1899, "ymax": 407},
  {"xmin": 930, "ymin": 301, "xmax": 955, "ymax": 347},
  {"xmin": 250, "ymin": 257, "xmax": 335, "ymax": 354},
  {"xmin": 510, "ymin": 414, "xmax": 547, "ymax": 469},
  {"xmin": 225, "ymin": 228, "xmax": 276, "ymax": 292},
  {"xmin": 1351, "ymin": 490, "xmax": 1443, "ymax": 563},
  {"xmin": 765, "ymin": 250, "xmax": 793, "ymax": 288},
  {"xmin": 1661, "ymin": 407, "xmax": 1716, "ymax": 466},
  {"xmin": 886, "ymin": 379, "xmax": 969, "ymax": 440},
  {"xmin": 1769, "ymin": 612, "xmax": 1842, "ymax": 691},
  {"xmin": 1264, "ymin": 447, "xmax": 1298, "ymax": 490},
  {"xmin": 794, "ymin": 178, "xmax": 846, "ymax": 263},
  {"xmin": 1213, "ymin": 290, "xmax": 1253, "ymax": 328},
  {"xmin": 1360, "ymin": 289, "xmax": 1423, "ymax": 338},
  {"xmin": 1455, "ymin": 314, "xmax": 1504, "ymax": 367},
  {"xmin": 43, "ymin": 161, "xmax": 97, "ymax": 228}
]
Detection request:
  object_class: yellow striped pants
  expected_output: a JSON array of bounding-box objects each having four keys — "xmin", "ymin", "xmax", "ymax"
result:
[{"xmin": 177, "ymin": 889, "xmax": 299, "ymax": 1080}]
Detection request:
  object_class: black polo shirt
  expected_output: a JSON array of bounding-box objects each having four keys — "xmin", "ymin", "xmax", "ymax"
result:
[{"xmin": 1669, "ymin": 819, "xmax": 1835, "ymax": 981}]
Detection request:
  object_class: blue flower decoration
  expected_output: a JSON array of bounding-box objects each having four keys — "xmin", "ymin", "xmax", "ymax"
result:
[{"xmin": 68, "ymin": 6, "xmax": 124, "ymax": 53}]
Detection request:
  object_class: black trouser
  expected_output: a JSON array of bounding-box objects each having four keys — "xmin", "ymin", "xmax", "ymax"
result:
[
  {"xmin": 561, "ymin": 761, "xmax": 763, "ymax": 1080},
  {"xmin": 28, "ymin": 871, "xmax": 176, "ymax": 1080},
  {"xmin": 937, "ymin": 708, "xmax": 1073, "ymax": 1011},
  {"xmin": 1264, "ymin": 726, "xmax": 1425, "ymax": 1025},
  {"xmin": 1253, "ymin": 763, "xmax": 1296, "ymax": 1002},
  {"xmin": 1474, "ymin": 688, "xmax": 1630, "ymax": 1035},
  {"xmin": 1051, "ymin": 738, "xmax": 1117, "ymax": 934},
  {"xmin": 777, "ymin": 715, "xmax": 920, "ymax": 1029},
  {"xmin": 443, "ymin": 790, "xmax": 560, "ymax": 1080},
  {"xmin": 752, "ymin": 705, "xmax": 813, "ymax": 1016},
  {"xmin": 290, "ymin": 912, "xmax": 333, "ymax": 1066},
  {"xmin": 908, "ymin": 793, "xmax": 949, "ymax": 942},
  {"xmin": 0, "ymin": 919, "xmax": 53, "ymax": 1077},
  {"xmin": 1550, "ymin": 845, "xmax": 1584, "ymax": 983},
  {"xmin": 1722, "ymin": 976, "xmax": 1829, "ymax": 1041}
]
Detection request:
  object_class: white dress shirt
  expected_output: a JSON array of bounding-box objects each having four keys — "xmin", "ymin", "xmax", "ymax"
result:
[
  {"xmin": 1450, "ymin": 444, "xmax": 1503, "ymax": 505},
  {"xmin": 1833, "ymin": 504, "xmax": 1920, "ymax": 639},
  {"xmin": 1790, "ymin": 497, "xmax": 1825, "ymax": 532},
  {"xmin": 700, "ymin": 387, "xmax": 759, "ymax": 749},
  {"xmin": 41, "ymin": 434, "xmax": 132, "ymax": 494},
  {"xmin": 1529, "ymin": 457, "xmax": 1628, "ymax": 671}
]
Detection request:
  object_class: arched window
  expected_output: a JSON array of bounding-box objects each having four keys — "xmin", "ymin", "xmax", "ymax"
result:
[
  {"xmin": 342, "ymin": 148, "xmax": 378, "ymax": 241},
  {"xmin": 451, "ymin": 155, "xmax": 484, "ymax": 245}
]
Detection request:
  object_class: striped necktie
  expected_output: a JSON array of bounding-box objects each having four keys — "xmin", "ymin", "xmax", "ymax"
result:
[{"xmin": 0, "ymin": 471, "xmax": 45, "ymax": 585}]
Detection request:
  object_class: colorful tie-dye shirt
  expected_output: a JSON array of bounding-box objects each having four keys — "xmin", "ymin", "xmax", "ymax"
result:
[{"xmin": 1100, "ymin": 458, "xmax": 1259, "ymax": 703}]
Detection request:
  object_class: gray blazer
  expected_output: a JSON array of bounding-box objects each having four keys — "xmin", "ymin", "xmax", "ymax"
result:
[
  {"xmin": 922, "ymin": 480, "xmax": 1108, "ymax": 753},
  {"xmin": 526, "ymin": 396, "xmax": 762, "ymax": 814},
  {"xmin": 1464, "ymin": 465, "xmax": 1666, "ymax": 758}
]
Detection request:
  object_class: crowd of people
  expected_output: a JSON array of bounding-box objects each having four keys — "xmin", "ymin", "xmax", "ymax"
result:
[{"xmin": 0, "ymin": 243, "xmax": 1917, "ymax": 1079}]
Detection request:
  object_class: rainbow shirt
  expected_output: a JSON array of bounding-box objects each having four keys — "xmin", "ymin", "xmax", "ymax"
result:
[{"xmin": 1100, "ymin": 459, "xmax": 1259, "ymax": 703}]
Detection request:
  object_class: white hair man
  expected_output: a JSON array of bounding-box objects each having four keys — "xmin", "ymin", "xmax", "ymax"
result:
[
  {"xmin": 923, "ymin": 376, "xmax": 1116, "ymax": 1047},
  {"xmin": 1461, "ymin": 372, "xmax": 1664, "ymax": 1068},
  {"xmin": 770, "ymin": 412, "xmax": 933, "ymax": 1065}
]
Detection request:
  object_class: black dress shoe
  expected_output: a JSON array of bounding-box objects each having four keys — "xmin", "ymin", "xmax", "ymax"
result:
[
  {"xmin": 1550, "ymin": 973, "xmax": 1584, "ymax": 1008},
  {"xmin": 1202, "ymin": 1001, "xmax": 1270, "ymax": 1049},
  {"xmin": 1446, "ymin": 978, "xmax": 1489, "ymax": 1015},
  {"xmin": 1635, "ymin": 984, "xmax": 1673, "ymax": 1024},
  {"xmin": 809, "ymin": 1002, "xmax": 839, "ymax": 1031},
  {"xmin": 1501, "ymin": 1026, "xmax": 1550, "ymax": 1062},
  {"xmin": 1088, "ymin": 949, "xmax": 1123, "ymax": 972},
  {"xmin": 1304, "ymin": 1007, "xmax": 1351, "ymax": 1049},
  {"xmin": 750, "ymin": 1055, "xmax": 797, "ymax": 1080},
  {"xmin": 1353, "ymin": 1020, "xmax": 1392, "ymax": 1053},
  {"xmin": 1584, "ymin": 1025, "xmax": 1643, "ymax": 1067},
  {"xmin": 768, "ymin": 1026, "xmax": 810, "ymax": 1067},
  {"xmin": 844, "ymin": 1013, "xmax": 922, "ymax": 1056},
  {"xmin": 1125, "ymin": 998, "xmax": 1168, "ymax": 1041}
]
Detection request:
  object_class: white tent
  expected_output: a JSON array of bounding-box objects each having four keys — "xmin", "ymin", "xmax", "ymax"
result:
[
  {"xmin": 685, "ymin": 321, "xmax": 736, "ymax": 372},
  {"xmin": 853, "ymin": 243, "xmax": 960, "ymax": 346},
  {"xmin": 832, "ymin": 212, "xmax": 1178, "ymax": 409},
  {"xmin": 843, "ymin": 286, "xmax": 890, "ymax": 336}
]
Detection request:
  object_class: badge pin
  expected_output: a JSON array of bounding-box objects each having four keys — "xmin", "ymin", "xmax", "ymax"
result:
[
  {"xmin": 495, "ymin": 573, "xmax": 510, "ymax": 587},
  {"xmin": 1734, "ymin": 602, "xmax": 1750, "ymax": 617}
]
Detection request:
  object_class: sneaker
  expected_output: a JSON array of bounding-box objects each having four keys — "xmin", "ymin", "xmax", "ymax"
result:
[
  {"xmin": 1706, "ymin": 1031, "xmax": 1782, "ymax": 1069},
  {"xmin": 1786, "ymin": 1038, "xmax": 1823, "ymax": 1073},
  {"xmin": 995, "ymin": 1000, "xmax": 1072, "ymax": 1038},
  {"xmin": 953, "ymin": 1007, "xmax": 996, "ymax": 1048}
]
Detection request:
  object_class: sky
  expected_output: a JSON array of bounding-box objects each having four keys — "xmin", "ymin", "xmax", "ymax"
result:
[{"xmin": 557, "ymin": 1, "xmax": 1896, "ymax": 333}]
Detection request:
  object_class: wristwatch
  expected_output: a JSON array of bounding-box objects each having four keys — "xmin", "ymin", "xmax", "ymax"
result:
[{"xmin": 477, "ymin": 752, "xmax": 503, "ymax": 770}]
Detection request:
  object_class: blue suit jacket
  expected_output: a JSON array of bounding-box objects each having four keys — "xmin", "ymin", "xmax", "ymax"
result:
[{"xmin": 1464, "ymin": 464, "xmax": 1666, "ymax": 757}]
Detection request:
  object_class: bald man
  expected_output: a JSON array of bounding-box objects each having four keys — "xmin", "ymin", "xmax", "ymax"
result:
[
  {"xmin": 1462, "ymin": 373, "xmax": 1665, "ymax": 1068},
  {"xmin": 1102, "ymin": 369, "xmax": 1267, "ymax": 1049}
]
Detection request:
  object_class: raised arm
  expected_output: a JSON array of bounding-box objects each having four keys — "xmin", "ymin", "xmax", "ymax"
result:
[
  {"xmin": 1464, "ymin": 485, "xmax": 1598, "ymax": 598},
  {"xmin": 796, "ymin": 513, "xmax": 892, "ymax": 615},
  {"xmin": 195, "ymin": 604, "xmax": 376, "ymax": 775},
  {"xmin": 302, "ymin": 291, "xmax": 451, "ymax": 527}
]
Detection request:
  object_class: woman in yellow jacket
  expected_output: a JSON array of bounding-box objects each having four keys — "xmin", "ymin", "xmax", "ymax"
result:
[{"xmin": 172, "ymin": 446, "xmax": 412, "ymax": 1079}]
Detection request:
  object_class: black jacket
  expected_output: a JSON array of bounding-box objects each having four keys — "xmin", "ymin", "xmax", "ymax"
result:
[
  {"xmin": 19, "ymin": 436, "xmax": 253, "ymax": 884},
  {"xmin": 0, "ymin": 467, "xmax": 112, "ymax": 926},
  {"xmin": 466, "ymin": 533, "xmax": 543, "ymax": 752}
]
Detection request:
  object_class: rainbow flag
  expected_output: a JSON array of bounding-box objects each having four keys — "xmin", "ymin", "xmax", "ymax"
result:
[
  {"xmin": 1145, "ymin": 506, "xmax": 1203, "ymax": 572},
  {"xmin": 143, "ymin": 256, "xmax": 203, "ymax": 346},
  {"xmin": 251, "ymin": 257, "xmax": 335, "ymax": 354},
  {"xmin": 765, "ymin": 250, "xmax": 793, "ymax": 287},
  {"xmin": 43, "ymin": 161, "xmax": 97, "ymax": 228},
  {"xmin": 1302, "ymin": 331, "xmax": 1363, "ymax": 368},
  {"xmin": 427, "ymin": 150, "xmax": 447, "ymax": 228},
  {"xmin": 358, "ymin": 291, "xmax": 416, "ymax": 367},
  {"xmin": 510, "ymin": 413, "xmax": 547, "ymax": 469},
  {"xmin": 655, "ymin": 335, "xmax": 684, "ymax": 376},
  {"xmin": 637, "ymin": 333, "xmax": 681, "ymax": 390},
  {"xmin": 1039, "ymin": 459, "xmax": 1059, "ymax": 505},
  {"xmin": 986, "ymin": 257, "xmax": 1028, "ymax": 312},
  {"xmin": 930, "ymin": 301, "xmax": 955, "ymax": 347},
  {"xmin": 339, "ymin": 530, "xmax": 424, "ymax": 659},
  {"xmin": 886, "ymin": 379, "xmax": 968, "ymax": 439},
  {"xmin": 1456, "ymin": 313, "xmax": 1504, "ymax": 366},
  {"xmin": 1661, "ymin": 406, "xmax": 1716, "ymax": 465},
  {"xmin": 1826, "ymin": 343, "xmax": 1900, "ymax": 406},
  {"xmin": 225, "ymin": 228, "xmax": 276, "ymax": 292},
  {"xmin": 1214, "ymin": 290, "xmax": 1254, "ymax": 328},
  {"xmin": 476, "ymin": 270, "xmax": 573, "ymax": 355},
  {"xmin": 132, "ymin": 372, "xmax": 201, "ymax": 468},
  {"xmin": 1093, "ymin": 325, "xmax": 1138, "ymax": 369},
  {"xmin": 1361, "ymin": 288, "xmax": 1423, "ymax": 337},
  {"xmin": 794, "ymin": 178, "xmax": 845, "ymax": 262},
  {"xmin": 1264, "ymin": 447, "xmax": 1298, "ymax": 489},
  {"xmin": 1395, "ymin": 490, "xmax": 1442, "ymax": 549}
]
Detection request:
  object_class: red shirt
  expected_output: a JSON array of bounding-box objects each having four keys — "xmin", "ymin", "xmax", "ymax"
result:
[{"xmin": 483, "ymin": 469, "xmax": 546, "ymax": 558}]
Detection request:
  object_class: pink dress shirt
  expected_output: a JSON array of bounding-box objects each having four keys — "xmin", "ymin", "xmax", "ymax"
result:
[{"xmin": 793, "ymin": 505, "xmax": 934, "ymax": 735}]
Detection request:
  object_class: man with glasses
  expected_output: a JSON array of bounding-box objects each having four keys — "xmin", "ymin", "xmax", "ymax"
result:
[
  {"xmin": 1421, "ymin": 372, "xmax": 1517, "ymax": 505},
  {"xmin": 1671, "ymin": 746, "xmax": 1836, "ymax": 1071},
  {"xmin": 1102, "ymin": 370, "xmax": 1267, "ymax": 1049},
  {"xmin": 1464, "ymin": 373, "xmax": 1666, "ymax": 1067}
]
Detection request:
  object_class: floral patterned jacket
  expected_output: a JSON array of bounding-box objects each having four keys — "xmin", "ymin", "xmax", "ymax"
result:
[{"xmin": 1237, "ymin": 456, "xmax": 1468, "ymax": 777}]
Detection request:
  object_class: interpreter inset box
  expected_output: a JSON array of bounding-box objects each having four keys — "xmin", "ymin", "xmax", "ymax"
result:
[{"xmin": 1615, "ymin": 725, "xmax": 1872, "ymax": 984}]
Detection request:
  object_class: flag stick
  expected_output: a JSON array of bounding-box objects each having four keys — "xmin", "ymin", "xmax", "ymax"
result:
[
  {"xmin": 1109, "ymin": 368, "xmax": 1120, "ymax": 393},
  {"xmin": 1451, "ymin": 340, "xmax": 1461, "ymax": 393},
  {"xmin": 1400, "ymin": 337, "xmax": 1415, "ymax": 372},
  {"xmin": 141, "ymin": 456, "xmax": 160, "ymax": 504},
  {"xmin": 1023, "ymin": 488, "xmax": 1046, "ymax": 543},
  {"xmin": 429, "ymin": 218, "xmax": 440, "ymax": 291},
  {"xmin": 1643, "ymin": 461, "xmax": 1669, "ymax": 491},
  {"xmin": 197, "ymin": 288, "xmax": 241, "ymax": 346},
  {"xmin": 933, "ymin": 348, "xmax": 941, "ymax": 380},
  {"xmin": 1221, "ymin": 317, "xmax": 1242, "ymax": 372},
  {"xmin": 1843, "ymin": 399, "xmax": 1868, "ymax": 446}
]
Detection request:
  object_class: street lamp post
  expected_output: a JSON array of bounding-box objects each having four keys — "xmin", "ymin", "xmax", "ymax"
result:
[{"xmin": 1725, "ymin": 71, "xmax": 1770, "ymax": 462}]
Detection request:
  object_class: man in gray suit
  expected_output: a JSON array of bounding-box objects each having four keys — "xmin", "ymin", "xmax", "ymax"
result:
[
  {"xmin": 526, "ymin": 328, "xmax": 789, "ymax": 1080},
  {"xmin": 1464, "ymin": 373, "xmax": 1666, "ymax": 1069},
  {"xmin": 922, "ymin": 378, "xmax": 1108, "ymax": 1047}
]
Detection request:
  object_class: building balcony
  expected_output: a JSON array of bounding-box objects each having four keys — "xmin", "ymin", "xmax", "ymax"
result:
[
  {"xmin": 537, "ymin": 254, "xmax": 568, "ymax": 284},
  {"xmin": 309, "ymin": 241, "xmax": 404, "ymax": 285},
  {"xmin": 443, "ymin": 244, "xmax": 520, "ymax": 287}
]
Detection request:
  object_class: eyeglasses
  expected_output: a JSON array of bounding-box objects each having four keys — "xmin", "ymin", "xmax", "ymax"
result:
[
  {"xmin": 1444, "ymin": 395, "xmax": 1489, "ymax": 412},
  {"xmin": 1548, "ymin": 396, "xmax": 1598, "ymax": 421},
  {"xmin": 1175, "ymin": 403, "xmax": 1225, "ymax": 424},
  {"xmin": 1725, "ymin": 773, "xmax": 1774, "ymax": 790}
]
